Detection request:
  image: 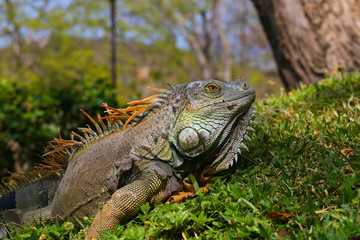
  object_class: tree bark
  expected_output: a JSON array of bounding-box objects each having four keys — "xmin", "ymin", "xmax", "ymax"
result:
[{"xmin": 252, "ymin": 0, "xmax": 360, "ymax": 89}]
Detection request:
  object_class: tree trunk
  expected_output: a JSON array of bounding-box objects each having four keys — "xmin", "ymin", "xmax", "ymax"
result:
[
  {"xmin": 252, "ymin": 0, "xmax": 360, "ymax": 89},
  {"xmin": 214, "ymin": 0, "xmax": 232, "ymax": 82},
  {"xmin": 110, "ymin": 0, "xmax": 117, "ymax": 88},
  {"xmin": 185, "ymin": 33, "xmax": 216, "ymax": 80},
  {"xmin": 4, "ymin": 0, "xmax": 23, "ymax": 80}
]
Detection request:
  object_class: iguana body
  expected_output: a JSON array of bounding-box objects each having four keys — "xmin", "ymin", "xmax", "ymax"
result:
[{"xmin": 0, "ymin": 79, "xmax": 256, "ymax": 239}]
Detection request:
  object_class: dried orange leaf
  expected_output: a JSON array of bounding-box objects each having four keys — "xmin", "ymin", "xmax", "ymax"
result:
[{"xmin": 265, "ymin": 211, "xmax": 292, "ymax": 219}]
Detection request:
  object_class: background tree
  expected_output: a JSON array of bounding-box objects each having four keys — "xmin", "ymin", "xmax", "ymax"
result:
[
  {"xmin": 121, "ymin": 0, "xmax": 272, "ymax": 82},
  {"xmin": 252, "ymin": 0, "xmax": 360, "ymax": 89},
  {"xmin": 0, "ymin": 0, "xmax": 277, "ymax": 176},
  {"xmin": 109, "ymin": 0, "xmax": 117, "ymax": 88},
  {"xmin": 158, "ymin": 0, "xmax": 231, "ymax": 81}
]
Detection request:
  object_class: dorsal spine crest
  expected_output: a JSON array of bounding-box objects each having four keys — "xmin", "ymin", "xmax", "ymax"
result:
[{"xmin": 0, "ymin": 86, "xmax": 172, "ymax": 196}]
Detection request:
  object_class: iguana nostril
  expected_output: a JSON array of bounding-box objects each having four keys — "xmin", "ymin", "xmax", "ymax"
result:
[{"xmin": 227, "ymin": 104, "xmax": 237, "ymax": 110}]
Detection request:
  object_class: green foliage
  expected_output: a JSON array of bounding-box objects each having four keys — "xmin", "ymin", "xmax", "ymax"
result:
[
  {"xmin": 1, "ymin": 218, "xmax": 88, "ymax": 240},
  {"xmin": 0, "ymin": 78, "xmax": 117, "ymax": 177},
  {"xmin": 4, "ymin": 73, "xmax": 360, "ymax": 239},
  {"xmin": 0, "ymin": 0, "xmax": 277, "ymax": 104}
]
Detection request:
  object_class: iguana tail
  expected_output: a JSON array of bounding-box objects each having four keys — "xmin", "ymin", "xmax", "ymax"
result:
[{"xmin": 0, "ymin": 174, "xmax": 61, "ymax": 223}]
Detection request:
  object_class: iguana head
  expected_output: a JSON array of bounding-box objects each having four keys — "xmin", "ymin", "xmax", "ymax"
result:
[{"xmin": 169, "ymin": 78, "xmax": 256, "ymax": 176}]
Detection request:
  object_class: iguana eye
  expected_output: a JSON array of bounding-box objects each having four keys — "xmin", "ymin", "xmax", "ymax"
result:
[
  {"xmin": 242, "ymin": 82, "xmax": 248, "ymax": 90},
  {"xmin": 205, "ymin": 84, "xmax": 218, "ymax": 92}
]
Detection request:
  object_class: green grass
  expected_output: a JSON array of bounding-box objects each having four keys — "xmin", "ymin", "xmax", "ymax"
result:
[{"xmin": 3, "ymin": 73, "xmax": 360, "ymax": 239}]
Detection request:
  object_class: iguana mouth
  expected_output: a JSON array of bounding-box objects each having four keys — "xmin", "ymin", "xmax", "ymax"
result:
[
  {"xmin": 202, "ymin": 104, "xmax": 258, "ymax": 176},
  {"xmin": 198, "ymin": 93, "xmax": 256, "ymax": 110}
]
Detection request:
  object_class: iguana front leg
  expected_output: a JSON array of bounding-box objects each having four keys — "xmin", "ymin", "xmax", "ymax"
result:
[
  {"xmin": 166, "ymin": 174, "xmax": 214, "ymax": 203},
  {"xmin": 85, "ymin": 172, "xmax": 167, "ymax": 239}
]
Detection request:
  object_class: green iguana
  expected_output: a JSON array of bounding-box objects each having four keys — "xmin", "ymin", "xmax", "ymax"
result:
[{"xmin": 0, "ymin": 78, "xmax": 257, "ymax": 239}]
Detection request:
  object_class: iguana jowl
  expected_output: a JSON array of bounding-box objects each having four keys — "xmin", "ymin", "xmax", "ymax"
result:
[{"xmin": 0, "ymin": 78, "xmax": 257, "ymax": 239}]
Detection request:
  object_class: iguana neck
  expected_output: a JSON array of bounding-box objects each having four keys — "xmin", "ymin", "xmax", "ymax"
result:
[{"xmin": 128, "ymin": 85, "xmax": 187, "ymax": 164}]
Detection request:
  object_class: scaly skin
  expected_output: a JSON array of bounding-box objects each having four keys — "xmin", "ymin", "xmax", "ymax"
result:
[
  {"xmin": 83, "ymin": 79, "xmax": 256, "ymax": 238},
  {"xmin": 1, "ymin": 79, "xmax": 256, "ymax": 239}
]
